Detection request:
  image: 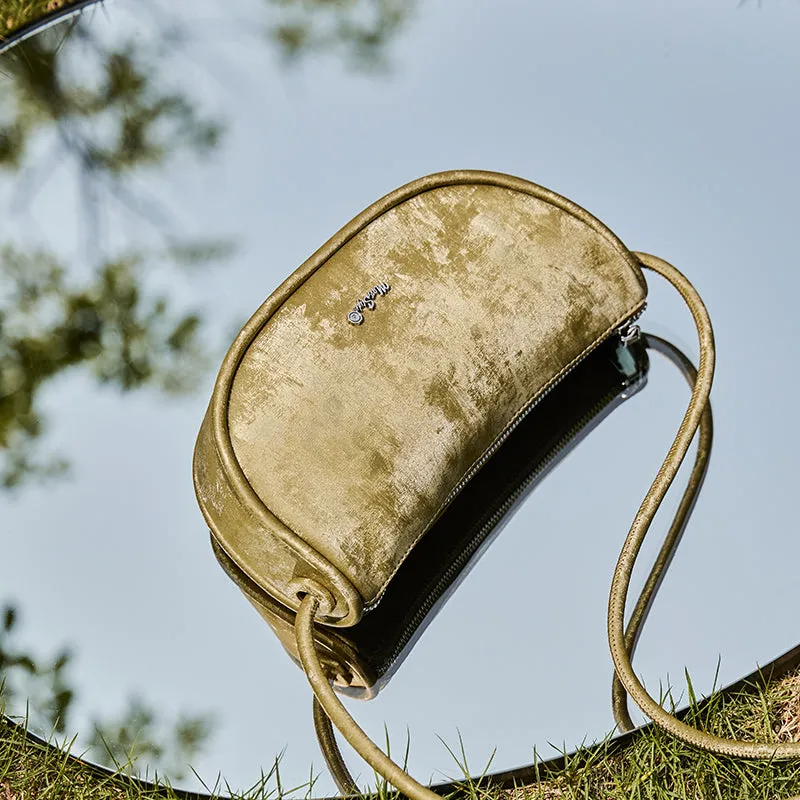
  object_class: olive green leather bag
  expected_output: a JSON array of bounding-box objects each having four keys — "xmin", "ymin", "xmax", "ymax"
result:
[
  {"xmin": 207, "ymin": 333, "xmax": 649, "ymax": 705},
  {"xmin": 193, "ymin": 170, "xmax": 799, "ymax": 799}
]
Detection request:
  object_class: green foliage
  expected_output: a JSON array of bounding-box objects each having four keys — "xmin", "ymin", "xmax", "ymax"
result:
[
  {"xmin": 0, "ymin": 245, "xmax": 213, "ymax": 488},
  {"xmin": 0, "ymin": 10, "xmax": 222, "ymax": 778},
  {"xmin": 88, "ymin": 697, "xmax": 215, "ymax": 781},
  {"xmin": 0, "ymin": 603, "xmax": 73, "ymax": 735},
  {"xmin": 0, "ymin": 10, "xmax": 232, "ymax": 489},
  {"xmin": 0, "ymin": 603, "xmax": 215, "ymax": 782},
  {"xmin": 266, "ymin": 0, "xmax": 415, "ymax": 71},
  {"xmin": 0, "ymin": 31, "xmax": 222, "ymax": 174}
]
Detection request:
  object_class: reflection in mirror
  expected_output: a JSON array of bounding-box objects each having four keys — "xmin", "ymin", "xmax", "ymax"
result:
[
  {"xmin": 0, "ymin": 17, "xmax": 225, "ymax": 489},
  {"xmin": 0, "ymin": 9, "xmax": 229, "ymax": 782},
  {"xmin": 2, "ymin": 0, "xmax": 800, "ymax": 795},
  {"xmin": 1, "ymin": 0, "xmax": 415, "ymax": 789}
]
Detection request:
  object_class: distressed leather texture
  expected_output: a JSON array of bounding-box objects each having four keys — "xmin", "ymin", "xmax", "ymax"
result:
[
  {"xmin": 209, "ymin": 336, "xmax": 649, "ymax": 696},
  {"xmin": 193, "ymin": 170, "xmax": 647, "ymax": 626}
]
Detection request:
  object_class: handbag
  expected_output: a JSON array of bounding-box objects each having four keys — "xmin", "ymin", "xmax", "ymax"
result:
[
  {"xmin": 207, "ymin": 333, "xmax": 650, "ymax": 700},
  {"xmin": 193, "ymin": 170, "xmax": 800, "ymax": 800}
]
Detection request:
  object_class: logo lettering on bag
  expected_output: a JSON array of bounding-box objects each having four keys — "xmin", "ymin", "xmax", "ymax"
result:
[{"xmin": 347, "ymin": 282, "xmax": 391, "ymax": 325}]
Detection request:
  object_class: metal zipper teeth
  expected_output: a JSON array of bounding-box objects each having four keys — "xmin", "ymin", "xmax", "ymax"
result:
[
  {"xmin": 363, "ymin": 304, "xmax": 645, "ymax": 615},
  {"xmin": 440, "ymin": 306, "xmax": 646, "ymax": 509},
  {"xmin": 375, "ymin": 381, "xmax": 627, "ymax": 674}
]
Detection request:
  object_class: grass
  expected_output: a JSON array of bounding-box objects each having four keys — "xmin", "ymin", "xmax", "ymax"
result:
[
  {"xmin": 0, "ymin": 0, "xmax": 84, "ymax": 41},
  {"xmin": 508, "ymin": 667, "xmax": 800, "ymax": 800},
  {"xmin": 1, "ymin": 665, "xmax": 800, "ymax": 799}
]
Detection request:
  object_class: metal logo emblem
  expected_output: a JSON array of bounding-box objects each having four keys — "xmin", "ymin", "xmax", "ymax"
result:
[{"xmin": 347, "ymin": 282, "xmax": 390, "ymax": 325}]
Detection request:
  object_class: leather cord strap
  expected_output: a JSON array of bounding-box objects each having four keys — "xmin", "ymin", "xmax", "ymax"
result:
[
  {"xmin": 313, "ymin": 695, "xmax": 361, "ymax": 796},
  {"xmin": 312, "ymin": 330, "xmax": 715, "ymax": 793},
  {"xmin": 296, "ymin": 251, "xmax": 800, "ymax": 800},
  {"xmin": 609, "ymin": 252, "xmax": 800, "ymax": 758},
  {"xmin": 297, "ymin": 594, "xmax": 443, "ymax": 800},
  {"xmin": 611, "ymin": 331, "xmax": 714, "ymax": 732}
]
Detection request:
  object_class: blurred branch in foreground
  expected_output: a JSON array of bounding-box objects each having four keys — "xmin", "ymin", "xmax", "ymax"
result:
[
  {"xmin": 265, "ymin": 0, "xmax": 416, "ymax": 71},
  {"xmin": 0, "ymin": 13, "xmax": 231, "ymax": 489},
  {"xmin": 0, "ymin": 245, "xmax": 221, "ymax": 489}
]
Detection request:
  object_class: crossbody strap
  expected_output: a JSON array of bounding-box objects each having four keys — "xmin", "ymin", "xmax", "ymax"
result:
[
  {"xmin": 313, "ymin": 694, "xmax": 361, "ymax": 796},
  {"xmin": 608, "ymin": 252, "xmax": 800, "ymax": 758},
  {"xmin": 295, "ymin": 251, "xmax": 800, "ymax": 800},
  {"xmin": 611, "ymin": 330, "xmax": 713, "ymax": 733},
  {"xmin": 311, "ymin": 329, "xmax": 715, "ymax": 795}
]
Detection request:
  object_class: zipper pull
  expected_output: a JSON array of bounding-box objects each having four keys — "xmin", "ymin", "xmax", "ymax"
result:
[{"xmin": 618, "ymin": 320, "xmax": 641, "ymax": 345}]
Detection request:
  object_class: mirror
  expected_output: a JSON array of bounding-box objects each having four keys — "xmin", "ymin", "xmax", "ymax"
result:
[{"xmin": 2, "ymin": 0, "xmax": 799, "ymax": 795}]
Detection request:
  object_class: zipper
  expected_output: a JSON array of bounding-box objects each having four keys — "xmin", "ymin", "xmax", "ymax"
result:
[
  {"xmin": 362, "ymin": 303, "xmax": 646, "ymax": 615},
  {"xmin": 441, "ymin": 306, "xmax": 646, "ymax": 509},
  {"xmin": 373, "ymin": 370, "xmax": 635, "ymax": 676}
]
